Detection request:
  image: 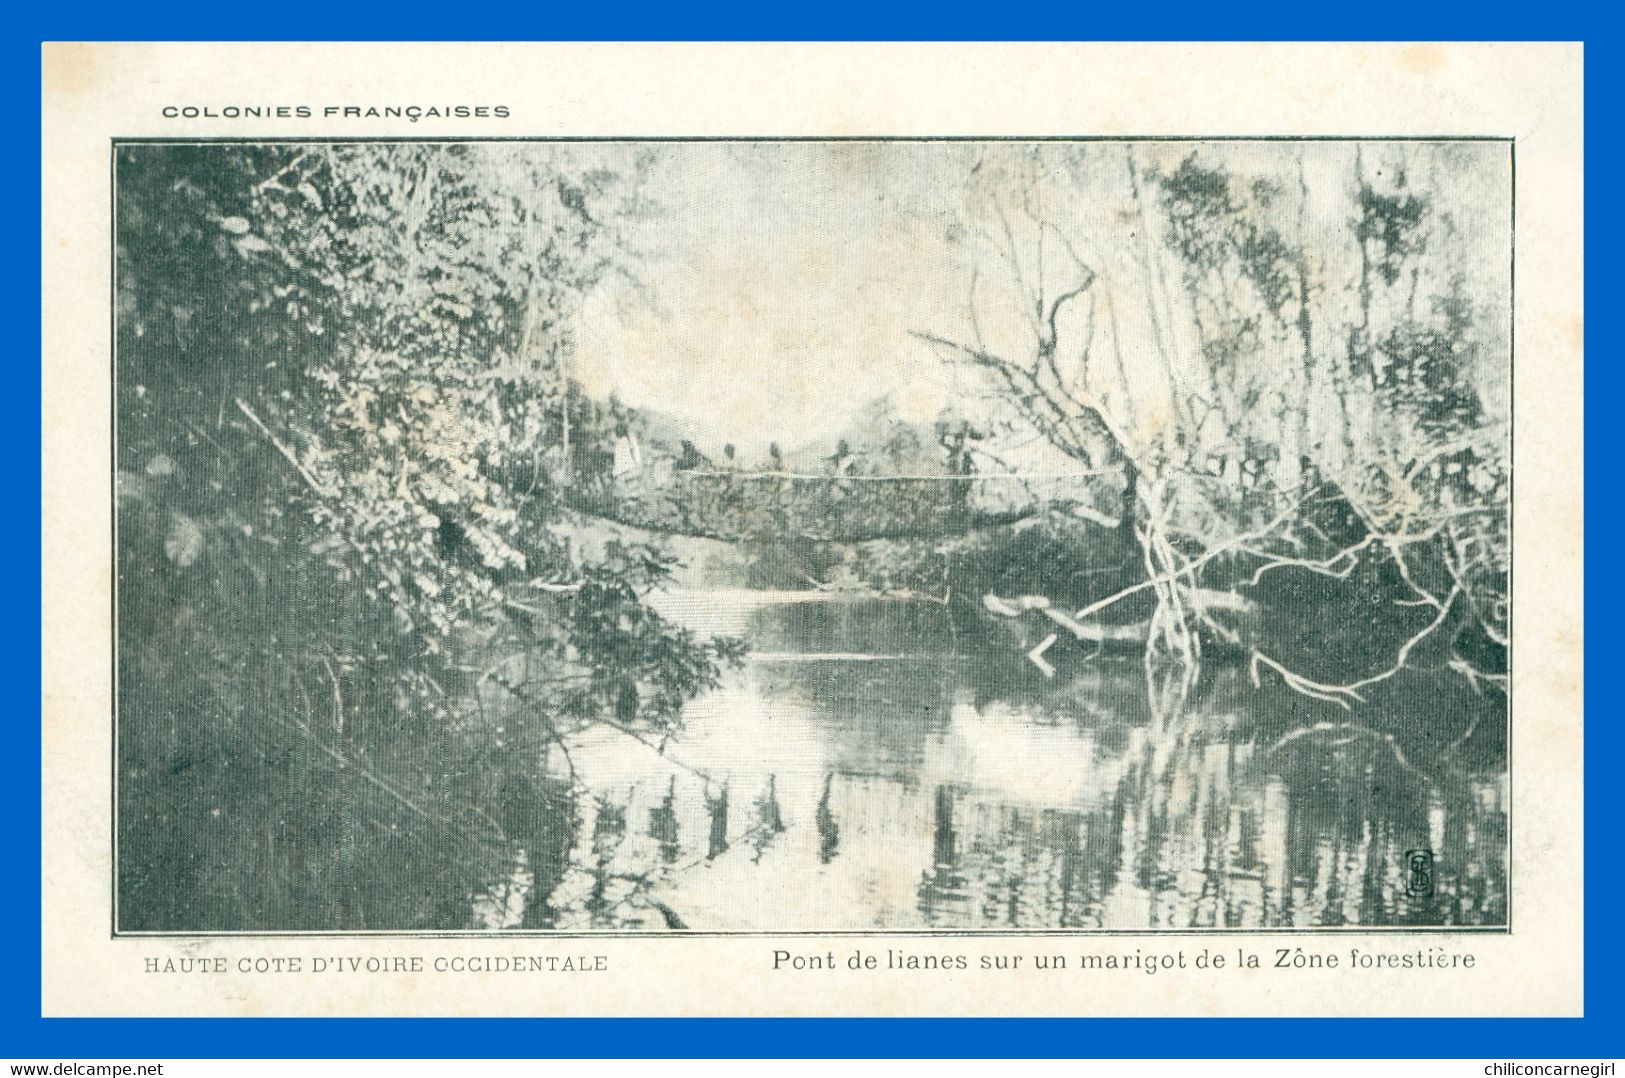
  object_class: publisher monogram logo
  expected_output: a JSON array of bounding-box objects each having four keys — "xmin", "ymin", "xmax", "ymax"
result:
[{"xmin": 1406, "ymin": 850, "xmax": 1435, "ymax": 897}]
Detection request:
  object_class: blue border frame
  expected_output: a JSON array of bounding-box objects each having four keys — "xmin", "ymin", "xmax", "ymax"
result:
[{"xmin": 14, "ymin": 9, "xmax": 1606, "ymax": 1057}]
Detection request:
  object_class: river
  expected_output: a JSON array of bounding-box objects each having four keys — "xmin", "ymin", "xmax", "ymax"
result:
[{"xmin": 472, "ymin": 588, "xmax": 1507, "ymax": 932}]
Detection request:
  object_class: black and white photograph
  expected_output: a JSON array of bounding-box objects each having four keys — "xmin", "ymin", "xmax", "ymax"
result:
[{"xmin": 113, "ymin": 137, "xmax": 1512, "ymax": 935}]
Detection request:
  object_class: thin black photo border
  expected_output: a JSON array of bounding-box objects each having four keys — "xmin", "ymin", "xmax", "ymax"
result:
[{"xmin": 108, "ymin": 134, "xmax": 1517, "ymax": 940}]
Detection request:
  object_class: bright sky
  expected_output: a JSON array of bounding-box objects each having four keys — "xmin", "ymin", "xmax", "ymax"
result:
[
  {"xmin": 571, "ymin": 143, "xmax": 981, "ymax": 453},
  {"xmin": 564, "ymin": 140, "xmax": 1512, "ymax": 456}
]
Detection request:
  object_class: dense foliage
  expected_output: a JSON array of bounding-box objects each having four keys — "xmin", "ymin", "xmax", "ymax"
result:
[
  {"xmin": 927, "ymin": 144, "xmax": 1509, "ymax": 697},
  {"xmin": 115, "ymin": 145, "xmax": 741, "ymax": 930}
]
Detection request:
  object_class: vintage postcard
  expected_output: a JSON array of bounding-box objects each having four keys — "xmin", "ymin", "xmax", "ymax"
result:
[{"xmin": 41, "ymin": 42, "xmax": 1582, "ymax": 1016}]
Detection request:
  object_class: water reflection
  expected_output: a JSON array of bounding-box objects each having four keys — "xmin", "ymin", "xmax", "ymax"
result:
[{"xmin": 473, "ymin": 592, "xmax": 1506, "ymax": 931}]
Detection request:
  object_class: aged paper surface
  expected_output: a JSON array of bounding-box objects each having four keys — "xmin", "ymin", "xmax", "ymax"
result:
[{"xmin": 41, "ymin": 42, "xmax": 1582, "ymax": 1017}]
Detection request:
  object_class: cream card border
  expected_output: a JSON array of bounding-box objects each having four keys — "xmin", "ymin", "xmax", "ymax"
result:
[{"xmin": 41, "ymin": 42, "xmax": 1582, "ymax": 1017}]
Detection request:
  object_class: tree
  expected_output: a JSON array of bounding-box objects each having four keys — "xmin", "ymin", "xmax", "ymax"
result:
[
  {"xmin": 115, "ymin": 143, "xmax": 741, "ymax": 930},
  {"xmin": 922, "ymin": 143, "xmax": 1508, "ymax": 703}
]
